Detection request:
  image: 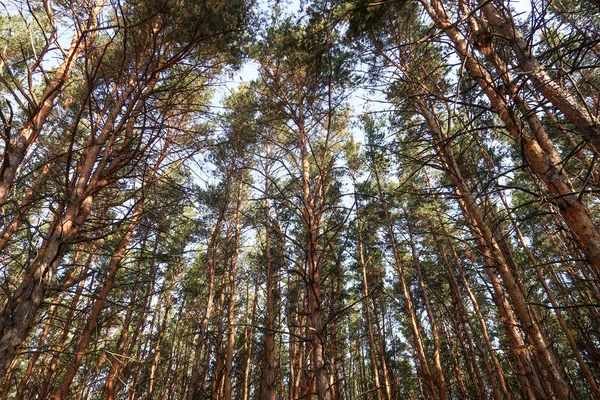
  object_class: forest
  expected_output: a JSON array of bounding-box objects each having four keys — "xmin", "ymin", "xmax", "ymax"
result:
[{"xmin": 1, "ymin": 0, "xmax": 600, "ymax": 398}]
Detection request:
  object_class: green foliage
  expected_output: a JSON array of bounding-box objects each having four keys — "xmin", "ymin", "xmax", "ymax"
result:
[{"xmin": 3, "ymin": 1, "xmax": 600, "ymax": 398}]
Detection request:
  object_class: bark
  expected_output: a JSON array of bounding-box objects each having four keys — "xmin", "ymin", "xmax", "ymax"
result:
[
  {"xmin": 161, "ymin": 299, "xmax": 187, "ymax": 400},
  {"xmin": 498, "ymin": 189, "xmax": 600, "ymax": 397},
  {"xmin": 108, "ymin": 238, "xmax": 159, "ymax": 399},
  {"xmin": 448, "ymin": 303, "xmax": 487, "ymax": 399},
  {"xmin": 440, "ymin": 319, "xmax": 469, "ymax": 399},
  {"xmin": 210, "ymin": 266, "xmax": 228, "ymax": 400},
  {"xmin": 12, "ymin": 301, "xmax": 56, "ymax": 397},
  {"xmin": 0, "ymin": 49, "xmax": 158, "ymax": 378},
  {"xmin": 0, "ymin": 196, "xmax": 92, "ymax": 378},
  {"xmin": 299, "ymin": 114, "xmax": 331, "ymax": 400},
  {"xmin": 288, "ymin": 281, "xmax": 303, "ymax": 400},
  {"xmin": 37, "ymin": 253, "xmax": 96, "ymax": 398},
  {"xmin": 305, "ymin": 195, "xmax": 331, "ymax": 400},
  {"xmin": 0, "ymin": 162, "xmax": 51, "ymax": 253},
  {"xmin": 372, "ymin": 302, "xmax": 394, "ymax": 400},
  {"xmin": 103, "ymin": 248, "xmax": 144, "ymax": 400},
  {"xmin": 146, "ymin": 268, "xmax": 179, "ymax": 400},
  {"xmin": 0, "ymin": 89, "xmax": 92, "ymax": 255},
  {"xmin": 11, "ymin": 243, "xmax": 89, "ymax": 398}
]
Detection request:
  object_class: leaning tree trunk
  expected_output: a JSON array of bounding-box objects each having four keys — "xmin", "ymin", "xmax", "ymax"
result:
[
  {"xmin": 50, "ymin": 201, "xmax": 141, "ymax": 399},
  {"xmin": 0, "ymin": 57, "xmax": 155, "ymax": 379},
  {"xmin": 414, "ymin": 93, "xmax": 574, "ymax": 399},
  {"xmin": 423, "ymin": 187, "xmax": 512, "ymax": 400},
  {"xmin": 406, "ymin": 222, "xmax": 448, "ymax": 399},
  {"xmin": 370, "ymin": 161, "xmax": 437, "ymax": 399},
  {"xmin": 420, "ymin": 0, "xmax": 600, "ymax": 277},
  {"xmin": 478, "ymin": 1, "xmax": 600, "ymax": 153},
  {"xmin": 0, "ymin": 1, "xmax": 105, "ymax": 207}
]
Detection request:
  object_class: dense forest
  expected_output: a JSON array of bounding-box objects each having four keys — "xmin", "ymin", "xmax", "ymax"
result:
[{"xmin": 1, "ymin": 0, "xmax": 600, "ymax": 398}]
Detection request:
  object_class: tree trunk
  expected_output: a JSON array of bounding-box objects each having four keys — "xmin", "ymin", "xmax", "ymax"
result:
[
  {"xmin": 353, "ymin": 178, "xmax": 385, "ymax": 400},
  {"xmin": 147, "ymin": 262, "xmax": 181, "ymax": 400},
  {"xmin": 241, "ymin": 279, "xmax": 258, "ymax": 400},
  {"xmin": 406, "ymin": 221, "xmax": 448, "ymax": 399},
  {"xmin": 300, "ymin": 121, "xmax": 331, "ymax": 400},
  {"xmin": 210, "ymin": 268, "xmax": 228, "ymax": 400},
  {"xmin": 478, "ymin": 1, "xmax": 600, "ymax": 152},
  {"xmin": 0, "ymin": 1, "xmax": 105, "ymax": 206},
  {"xmin": 414, "ymin": 92, "xmax": 573, "ymax": 398},
  {"xmin": 108, "ymin": 238, "xmax": 159, "ymax": 399},
  {"xmin": 50, "ymin": 200, "xmax": 142, "ymax": 399},
  {"xmin": 424, "ymin": 173, "xmax": 512, "ymax": 400},
  {"xmin": 187, "ymin": 156, "xmax": 237, "ymax": 400},
  {"xmin": 498, "ymin": 188, "xmax": 600, "ymax": 397},
  {"xmin": 370, "ymin": 161, "xmax": 437, "ymax": 399},
  {"xmin": 222, "ymin": 181, "xmax": 243, "ymax": 400},
  {"xmin": 421, "ymin": 0, "xmax": 600, "ymax": 278},
  {"xmin": 0, "ymin": 208, "xmax": 86, "ymax": 378},
  {"xmin": 261, "ymin": 141, "xmax": 277, "ymax": 400},
  {"xmin": 103, "ymin": 250, "xmax": 144, "ymax": 400}
]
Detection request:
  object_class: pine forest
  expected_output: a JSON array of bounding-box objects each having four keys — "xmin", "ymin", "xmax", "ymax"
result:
[{"xmin": 1, "ymin": 0, "xmax": 600, "ymax": 398}]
